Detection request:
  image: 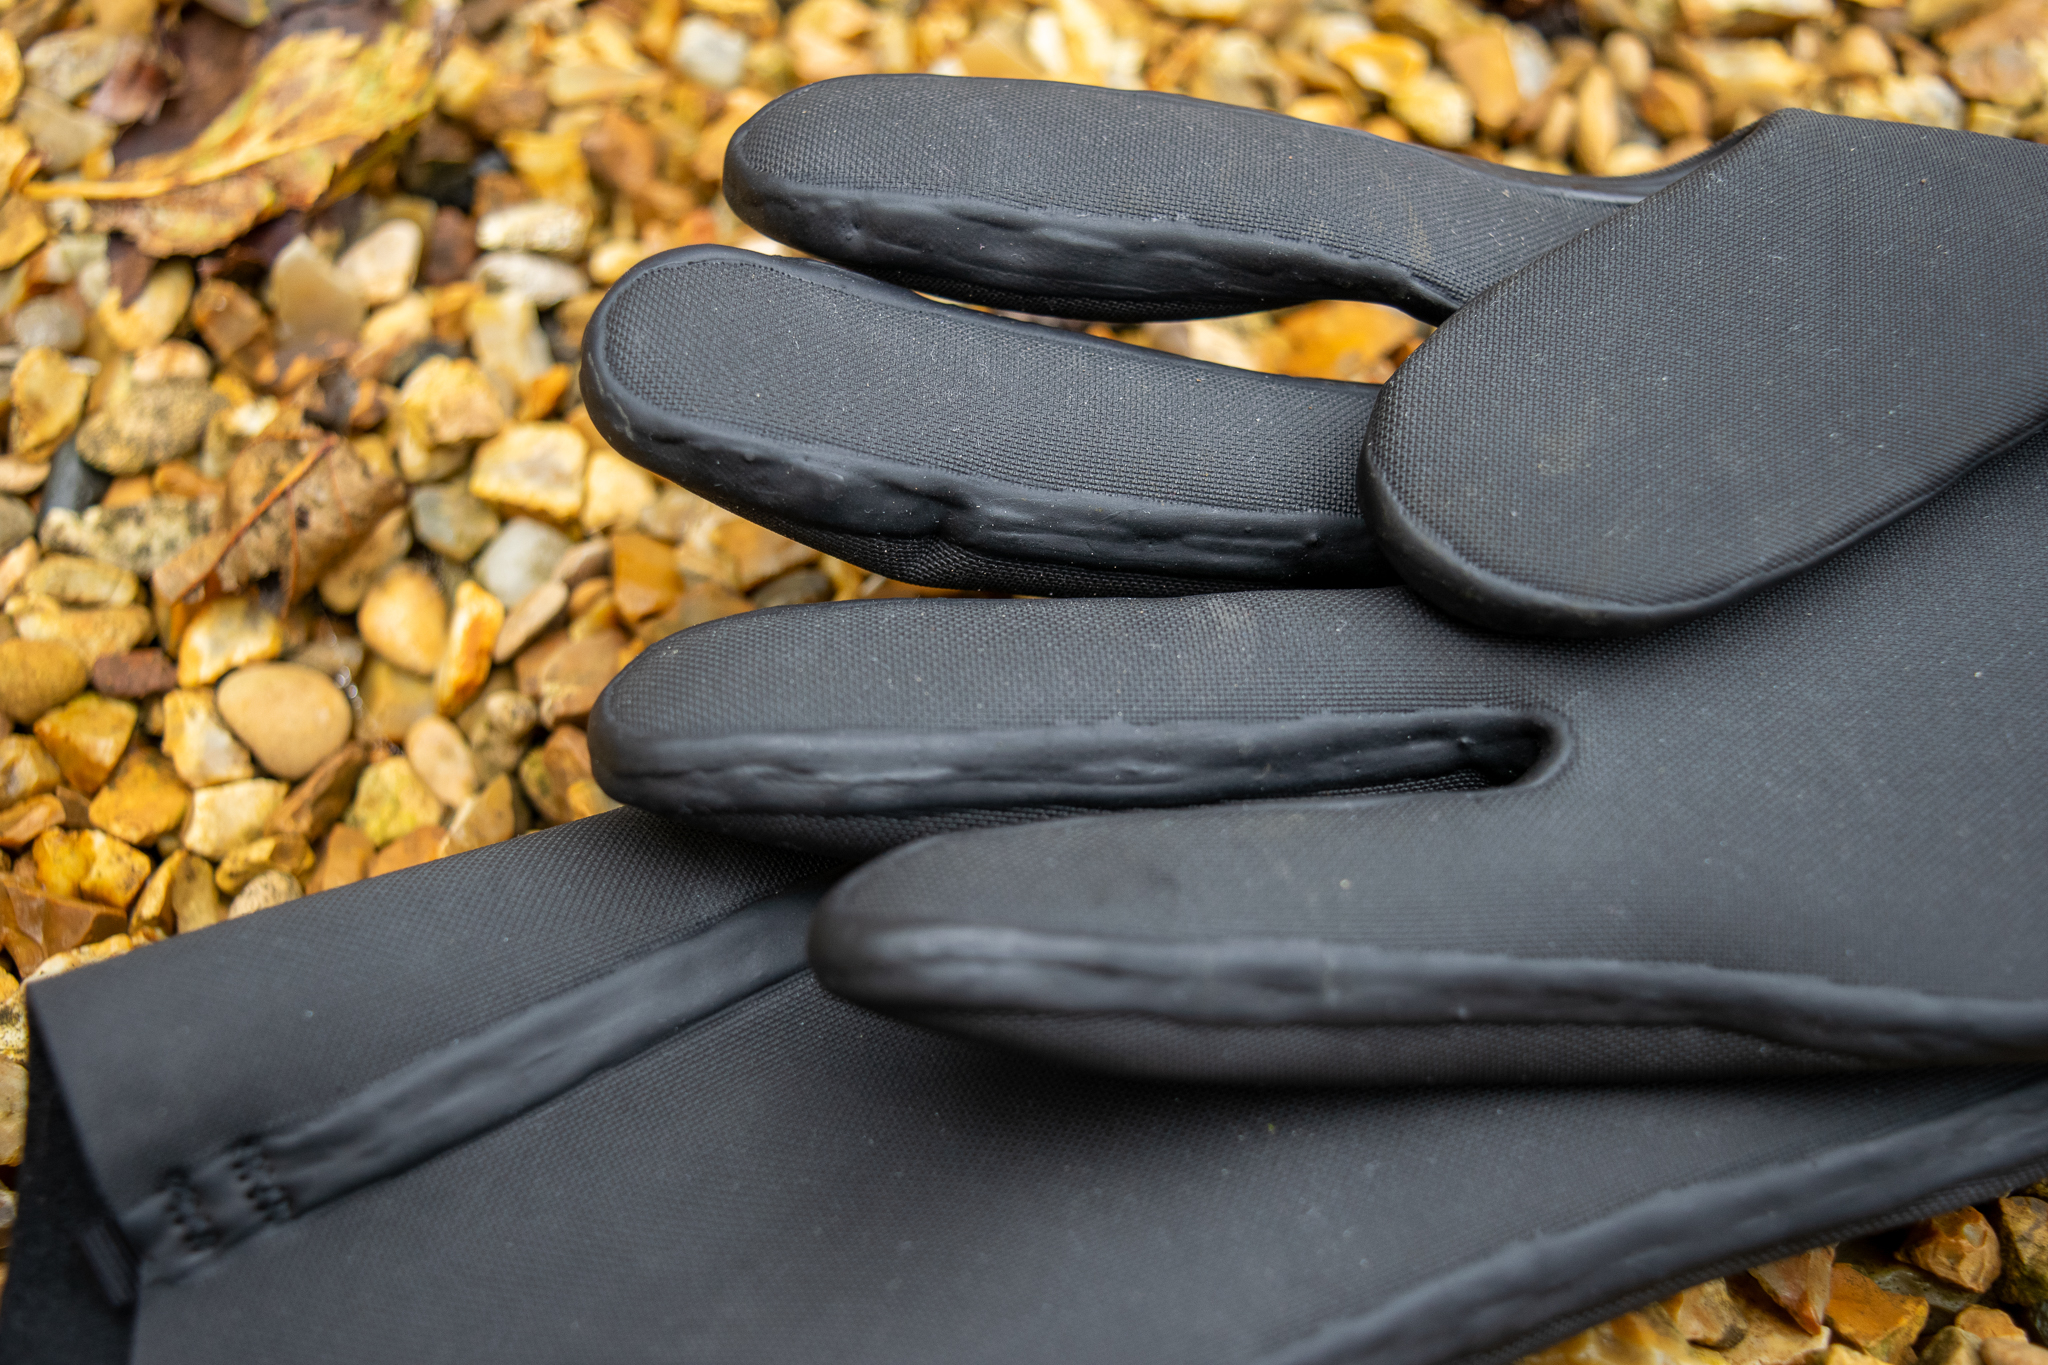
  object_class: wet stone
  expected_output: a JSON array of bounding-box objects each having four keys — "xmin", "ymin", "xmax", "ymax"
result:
[
  {"xmin": 9, "ymin": 346, "xmax": 90, "ymax": 460},
  {"xmin": 611, "ymin": 530, "xmax": 681, "ymax": 624},
  {"xmin": 87, "ymin": 745, "xmax": 189, "ymax": 847},
  {"xmin": 345, "ymin": 754, "xmax": 445, "ymax": 846},
  {"xmin": 410, "ymin": 481, "xmax": 501, "ymax": 562},
  {"xmin": 216, "ymin": 662, "xmax": 354, "ymax": 779},
  {"xmin": 75, "ymin": 380, "xmax": 228, "ymax": 476},
  {"xmin": 131, "ymin": 848, "xmax": 219, "ymax": 935},
  {"xmin": 0, "ymin": 795, "xmax": 66, "ymax": 850},
  {"xmin": 1520, "ymin": 1309, "xmax": 1727, "ymax": 1365},
  {"xmin": 531, "ymin": 628, "xmax": 628, "ymax": 727},
  {"xmin": 32, "ymin": 691, "xmax": 136, "ymax": 794},
  {"xmin": 161, "ymin": 687, "xmax": 256, "ymax": 787}
]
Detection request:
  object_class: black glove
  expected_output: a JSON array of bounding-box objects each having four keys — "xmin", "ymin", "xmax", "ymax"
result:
[
  {"xmin": 577, "ymin": 80, "xmax": 2048, "ymax": 1084},
  {"xmin": 10, "ymin": 812, "xmax": 2048, "ymax": 1365},
  {"xmin": 587, "ymin": 78, "xmax": 2048, "ymax": 632}
]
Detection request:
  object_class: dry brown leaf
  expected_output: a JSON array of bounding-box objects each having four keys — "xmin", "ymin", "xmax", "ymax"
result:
[{"xmin": 30, "ymin": 24, "xmax": 434, "ymax": 258}]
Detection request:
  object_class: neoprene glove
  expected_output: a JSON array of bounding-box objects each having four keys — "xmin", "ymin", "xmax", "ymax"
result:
[
  {"xmin": 10, "ymin": 813, "xmax": 2048, "ymax": 1365},
  {"xmin": 577, "ymin": 78, "xmax": 2048, "ymax": 1085}
]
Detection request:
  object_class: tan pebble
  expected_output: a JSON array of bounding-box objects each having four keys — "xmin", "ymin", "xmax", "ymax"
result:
[
  {"xmin": 1956, "ymin": 1307, "xmax": 2025, "ymax": 1341},
  {"xmin": 1723, "ymin": 1282, "xmax": 1832, "ymax": 1365},
  {"xmin": 226, "ymin": 867, "xmax": 302, "ymax": 918},
  {"xmin": 161, "ymin": 688, "xmax": 256, "ymax": 787},
  {"xmin": 129, "ymin": 846, "xmax": 218, "ymax": 937},
  {"xmin": 565, "ymin": 777, "xmax": 620, "ymax": 820},
  {"xmin": 131, "ymin": 341, "xmax": 213, "ymax": 384},
  {"xmin": 465, "ymin": 290, "xmax": 555, "ymax": 392},
  {"xmin": 75, "ymin": 380, "xmax": 228, "ymax": 477},
  {"xmin": 0, "ymin": 539, "xmax": 38, "ymax": 601},
  {"xmin": 25, "ymin": 933, "xmax": 133, "ymax": 984},
  {"xmin": 21, "ymin": 553, "xmax": 139, "ymax": 606},
  {"xmin": 367, "ymin": 823, "xmax": 448, "ymax": 876},
  {"xmin": 1922, "ymin": 1327, "xmax": 1985, "ymax": 1365},
  {"xmin": 446, "ymin": 772, "xmax": 516, "ymax": 853},
  {"xmin": 0, "ymin": 793, "xmax": 65, "ymax": 850},
  {"xmin": 493, "ymin": 579, "xmax": 568, "ymax": 662},
  {"xmin": 213, "ymin": 833, "xmax": 315, "ymax": 894},
  {"xmin": 357, "ymin": 563, "xmax": 448, "ymax": 675},
  {"xmin": 1900, "ymin": 1207, "xmax": 2001, "ymax": 1293},
  {"xmin": 461, "ymin": 688, "xmax": 536, "ymax": 784},
  {"xmin": 307, "ymin": 824, "xmax": 375, "ymax": 893},
  {"xmin": 1981, "ymin": 1344, "xmax": 2048, "ymax": 1365},
  {"xmin": 1663, "ymin": 1279, "xmax": 1748, "ymax": 1349},
  {"xmin": 177, "ymin": 593, "xmax": 284, "ymax": 687},
  {"xmin": 0, "ymin": 637, "xmax": 90, "ymax": 722},
  {"xmin": 1519, "ymin": 1309, "xmax": 1726, "ymax": 1365},
  {"xmin": 215, "ymin": 662, "xmax": 353, "ymax": 780},
  {"xmin": 9, "ymin": 598, "xmax": 154, "ymax": 668},
  {"xmin": 318, "ymin": 505, "xmax": 412, "ymax": 614},
  {"xmin": 0, "ymin": 734, "xmax": 60, "ymax": 806},
  {"xmin": 264, "ymin": 741, "xmax": 370, "ymax": 842},
  {"xmin": 1, "ymin": 876, "xmax": 127, "ymax": 974},
  {"xmin": 553, "ymin": 537, "xmax": 613, "ymax": 588},
  {"xmin": 265, "ymin": 236, "xmax": 364, "ymax": 349},
  {"xmin": 89, "ymin": 746, "xmax": 189, "ymax": 846},
  {"xmin": 434, "ymin": 580, "xmax": 504, "ymax": 716},
  {"xmin": 344, "ymin": 754, "xmax": 445, "ymax": 846},
  {"xmin": 1750, "ymin": 1247, "xmax": 1835, "ymax": 1335},
  {"xmin": 96, "ymin": 261, "xmax": 192, "ymax": 352},
  {"xmin": 1439, "ymin": 25, "xmax": 1523, "ymax": 131},
  {"xmin": 469, "ymin": 422, "xmax": 588, "ymax": 523},
  {"xmin": 395, "ymin": 355, "xmax": 505, "ymax": 483},
  {"xmin": 533, "ymin": 628, "xmax": 630, "ymax": 727},
  {"xmin": 31, "ymin": 692, "xmax": 135, "ymax": 794},
  {"xmin": 404, "ymin": 714, "xmax": 478, "ymax": 807},
  {"xmin": 31, "ymin": 826, "xmax": 150, "ymax": 908},
  {"xmin": 8, "ymin": 346, "xmax": 90, "ymax": 459},
  {"xmin": 355, "ymin": 657, "xmax": 437, "ymax": 743},
  {"xmin": 581, "ymin": 448, "xmax": 657, "ymax": 532},
  {"xmin": 1826, "ymin": 1264, "xmax": 1928, "ymax": 1362},
  {"xmin": 180, "ymin": 778, "xmax": 287, "ymax": 860},
  {"xmin": 518, "ymin": 724, "xmax": 592, "ymax": 826},
  {"xmin": 336, "ymin": 219, "xmax": 424, "ymax": 308},
  {"xmin": 0, "ymin": 1059, "xmax": 20, "ymax": 1165},
  {"xmin": 634, "ymin": 579, "xmax": 752, "ymax": 644},
  {"xmin": 708, "ymin": 519, "xmax": 818, "ymax": 591},
  {"xmin": 611, "ymin": 531, "xmax": 683, "ymax": 624}
]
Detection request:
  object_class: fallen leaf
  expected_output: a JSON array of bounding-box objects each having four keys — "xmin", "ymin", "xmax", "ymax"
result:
[{"xmin": 31, "ymin": 23, "xmax": 435, "ymax": 259}]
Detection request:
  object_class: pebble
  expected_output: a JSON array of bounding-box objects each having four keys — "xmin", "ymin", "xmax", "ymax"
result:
[
  {"xmin": 465, "ymin": 289, "xmax": 555, "ymax": 390},
  {"xmin": 345, "ymin": 754, "xmax": 445, "ymax": 846},
  {"xmin": 0, "ymin": 794, "xmax": 66, "ymax": 850},
  {"xmin": 752, "ymin": 567, "xmax": 834, "ymax": 609},
  {"xmin": 9, "ymin": 294, "xmax": 84, "ymax": 353},
  {"xmin": 356, "ymin": 656, "xmax": 437, "ymax": 742},
  {"xmin": 0, "ymin": 737, "xmax": 58, "ymax": 816},
  {"xmin": 491, "ymin": 579, "xmax": 567, "ymax": 663},
  {"xmin": 1923, "ymin": 1327, "xmax": 1985, "ymax": 1365},
  {"xmin": 32, "ymin": 826, "xmax": 150, "ymax": 908},
  {"xmin": 131, "ymin": 342, "xmax": 213, "ymax": 384},
  {"xmin": 0, "ymin": 496, "xmax": 29, "ymax": 555},
  {"xmin": 531, "ymin": 628, "xmax": 630, "ymax": 727},
  {"xmin": 86, "ymin": 745, "xmax": 189, "ymax": 846},
  {"xmin": 394, "ymin": 355, "xmax": 506, "ymax": 484},
  {"xmin": 97, "ymin": 262, "xmax": 193, "ymax": 353},
  {"xmin": 1958, "ymin": 1308, "xmax": 2028, "ymax": 1341},
  {"xmin": 45, "ymin": 498, "xmax": 215, "ymax": 577},
  {"xmin": 1904, "ymin": 1209, "xmax": 2003, "ymax": 1293},
  {"xmin": 470, "ymin": 422, "xmax": 588, "ymax": 523},
  {"xmin": 31, "ymin": 692, "xmax": 135, "ymax": 794},
  {"xmin": 579, "ymin": 448, "xmax": 656, "ymax": 533},
  {"xmin": 8, "ymin": 597, "xmax": 154, "ymax": 667},
  {"xmin": 145, "ymin": 849, "xmax": 223, "ymax": 934},
  {"xmin": 21, "ymin": 553, "xmax": 138, "ymax": 606},
  {"xmin": 1982, "ymin": 1344, "xmax": 2048, "ymax": 1365},
  {"xmin": 225, "ymin": 868, "xmax": 302, "ymax": 918},
  {"xmin": 215, "ymin": 662, "xmax": 353, "ymax": 779},
  {"xmin": 13, "ymin": 88, "xmax": 111, "ymax": 175},
  {"xmin": 25, "ymin": 27, "xmax": 124, "ymax": 101},
  {"xmin": 709, "ymin": 518, "xmax": 818, "ymax": 591},
  {"xmin": 611, "ymin": 530, "xmax": 682, "ymax": 624},
  {"xmin": 474, "ymin": 516, "xmax": 571, "ymax": 608},
  {"xmin": 337, "ymin": 219, "xmax": 424, "ymax": 307},
  {"xmin": 518, "ymin": 723, "xmax": 594, "ymax": 825},
  {"xmin": 434, "ymin": 579, "xmax": 504, "ymax": 715},
  {"xmin": 1828, "ymin": 1264, "xmax": 1930, "ymax": 1362},
  {"xmin": 471, "ymin": 252, "xmax": 589, "ymax": 313},
  {"xmin": 475, "ymin": 202, "xmax": 591, "ymax": 255},
  {"xmin": 1722, "ymin": 1288, "xmax": 1832, "ymax": 1365},
  {"xmin": 75, "ymin": 380, "xmax": 228, "ymax": 476},
  {"xmin": 404, "ymin": 713, "xmax": 479, "ymax": 807},
  {"xmin": 460, "ymin": 687, "xmax": 537, "ymax": 784},
  {"xmin": 1998, "ymin": 1198, "xmax": 2048, "ymax": 1303},
  {"xmin": 0, "ymin": 874, "xmax": 127, "ymax": 975},
  {"xmin": 0, "ymin": 1061, "xmax": 20, "ymax": 1165},
  {"xmin": 446, "ymin": 772, "xmax": 516, "ymax": 852},
  {"xmin": 91, "ymin": 647, "xmax": 179, "ymax": 698},
  {"xmin": 357, "ymin": 563, "xmax": 448, "ymax": 675},
  {"xmin": 1663, "ymin": 1280, "xmax": 1747, "ymax": 1349},
  {"xmin": 1520, "ymin": 1309, "xmax": 1724, "ymax": 1365},
  {"xmin": 307, "ymin": 824, "xmax": 375, "ymax": 893},
  {"xmin": 553, "ymin": 537, "xmax": 613, "ymax": 587},
  {"xmin": 1751, "ymin": 1248, "xmax": 1836, "ymax": 1334},
  {"xmin": 0, "ymin": 637, "xmax": 89, "ymax": 722},
  {"xmin": 670, "ymin": 14, "xmax": 750, "ymax": 88},
  {"xmin": 180, "ymin": 778, "xmax": 287, "ymax": 860},
  {"xmin": 161, "ymin": 688, "xmax": 257, "ymax": 787},
  {"xmin": 367, "ymin": 824, "xmax": 448, "ymax": 877},
  {"xmin": 266, "ymin": 236, "xmax": 366, "ymax": 348},
  {"xmin": 355, "ymin": 293, "xmax": 433, "ymax": 383},
  {"xmin": 176, "ymin": 593, "xmax": 284, "ymax": 687},
  {"xmin": 0, "ymin": 540, "xmax": 37, "ymax": 599},
  {"xmin": 214, "ymin": 833, "xmax": 315, "ymax": 895},
  {"xmin": 410, "ymin": 481, "xmax": 501, "ymax": 562},
  {"xmin": 318, "ymin": 505, "xmax": 413, "ymax": 614},
  {"xmin": 265, "ymin": 741, "xmax": 369, "ymax": 842},
  {"xmin": 8, "ymin": 346, "xmax": 90, "ymax": 459}
]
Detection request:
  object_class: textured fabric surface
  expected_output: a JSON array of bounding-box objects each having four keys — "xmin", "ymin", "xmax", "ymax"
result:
[
  {"xmin": 612, "ymin": 429, "xmax": 2048, "ymax": 1007},
  {"xmin": 1366, "ymin": 109, "xmax": 2048, "ymax": 629},
  {"xmin": 598, "ymin": 252, "xmax": 1373, "ymax": 515},
  {"xmin": 730, "ymin": 75, "xmax": 1672, "ymax": 311}
]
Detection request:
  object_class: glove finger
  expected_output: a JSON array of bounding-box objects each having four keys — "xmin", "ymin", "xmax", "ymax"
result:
[
  {"xmin": 16, "ymin": 811, "xmax": 2048, "ymax": 1365},
  {"xmin": 726, "ymin": 74, "xmax": 1705, "ymax": 322},
  {"xmin": 582, "ymin": 245, "xmax": 1393, "ymax": 596},
  {"xmin": 1364, "ymin": 109, "xmax": 2048, "ymax": 636}
]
